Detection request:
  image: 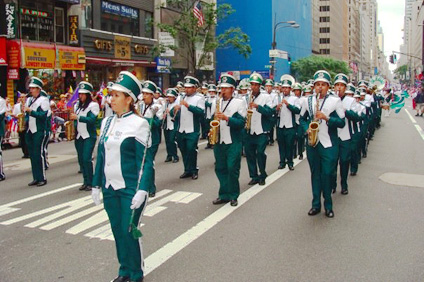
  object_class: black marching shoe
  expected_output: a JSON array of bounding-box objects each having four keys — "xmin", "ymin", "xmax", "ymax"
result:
[
  {"xmin": 341, "ymin": 189, "xmax": 348, "ymax": 195},
  {"xmin": 172, "ymin": 158, "xmax": 179, "ymax": 163},
  {"xmin": 230, "ymin": 200, "xmax": 238, "ymax": 206},
  {"xmin": 248, "ymin": 179, "xmax": 259, "ymax": 185},
  {"xmin": 111, "ymin": 276, "xmax": 130, "ymax": 282},
  {"xmin": 179, "ymin": 172, "xmax": 192, "ymax": 179},
  {"xmin": 259, "ymin": 179, "xmax": 266, "ymax": 186},
  {"xmin": 299, "ymin": 154, "xmax": 303, "ymax": 160},
  {"xmin": 77, "ymin": 170, "xmax": 82, "ymax": 174},
  {"xmin": 325, "ymin": 210, "xmax": 334, "ymax": 218},
  {"xmin": 79, "ymin": 185, "xmax": 87, "ymax": 191},
  {"xmin": 191, "ymin": 172, "xmax": 198, "ymax": 180},
  {"xmin": 84, "ymin": 186, "xmax": 92, "ymax": 191},
  {"xmin": 308, "ymin": 208, "xmax": 321, "ymax": 216},
  {"xmin": 288, "ymin": 165, "xmax": 294, "ymax": 171},
  {"xmin": 212, "ymin": 198, "xmax": 229, "ymax": 205},
  {"xmin": 416, "ymin": 113, "xmax": 420, "ymax": 116},
  {"xmin": 0, "ymin": 176, "xmax": 5, "ymax": 181},
  {"xmin": 37, "ymin": 180, "xmax": 47, "ymax": 187},
  {"xmin": 164, "ymin": 156, "xmax": 172, "ymax": 162},
  {"xmin": 278, "ymin": 165, "xmax": 286, "ymax": 170},
  {"xmin": 332, "ymin": 188, "xmax": 336, "ymax": 194},
  {"xmin": 28, "ymin": 180, "xmax": 38, "ymax": 186},
  {"xmin": 129, "ymin": 278, "xmax": 144, "ymax": 282},
  {"xmin": 149, "ymin": 192, "xmax": 156, "ymax": 198},
  {"xmin": 350, "ymin": 172, "xmax": 357, "ymax": 176}
]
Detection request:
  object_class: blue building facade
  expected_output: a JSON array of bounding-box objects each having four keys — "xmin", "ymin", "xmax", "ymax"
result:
[{"xmin": 216, "ymin": 0, "xmax": 312, "ymax": 81}]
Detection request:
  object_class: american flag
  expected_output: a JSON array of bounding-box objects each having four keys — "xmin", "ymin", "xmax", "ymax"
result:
[{"xmin": 193, "ymin": 1, "xmax": 204, "ymax": 27}]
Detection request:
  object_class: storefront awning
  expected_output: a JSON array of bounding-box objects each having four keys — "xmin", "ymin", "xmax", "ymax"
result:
[{"xmin": 86, "ymin": 56, "xmax": 156, "ymax": 67}]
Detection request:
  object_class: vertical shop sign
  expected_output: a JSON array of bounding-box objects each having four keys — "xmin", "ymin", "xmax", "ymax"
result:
[
  {"xmin": 114, "ymin": 35, "xmax": 131, "ymax": 59},
  {"xmin": 69, "ymin": 15, "xmax": 79, "ymax": 45},
  {"xmin": 5, "ymin": 3, "xmax": 17, "ymax": 39}
]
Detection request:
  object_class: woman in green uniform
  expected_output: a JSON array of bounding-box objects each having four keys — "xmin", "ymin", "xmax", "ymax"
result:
[
  {"xmin": 91, "ymin": 71, "xmax": 152, "ymax": 282},
  {"xmin": 70, "ymin": 81, "xmax": 99, "ymax": 191}
]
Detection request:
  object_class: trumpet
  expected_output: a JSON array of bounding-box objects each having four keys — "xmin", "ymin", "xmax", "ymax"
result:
[
  {"xmin": 308, "ymin": 90, "xmax": 320, "ymax": 147},
  {"xmin": 209, "ymin": 96, "xmax": 221, "ymax": 145},
  {"xmin": 245, "ymin": 93, "xmax": 253, "ymax": 131}
]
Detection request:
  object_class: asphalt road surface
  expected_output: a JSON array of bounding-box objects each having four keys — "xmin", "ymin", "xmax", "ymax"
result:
[{"xmin": 1, "ymin": 101, "xmax": 424, "ymax": 282}]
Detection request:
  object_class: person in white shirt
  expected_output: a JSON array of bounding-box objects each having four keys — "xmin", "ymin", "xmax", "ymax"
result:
[
  {"xmin": 173, "ymin": 76, "xmax": 205, "ymax": 180},
  {"xmin": 299, "ymin": 70, "xmax": 346, "ymax": 218},
  {"xmin": 245, "ymin": 72, "xmax": 274, "ymax": 186},
  {"xmin": 211, "ymin": 74, "xmax": 246, "ymax": 207},
  {"xmin": 163, "ymin": 88, "xmax": 180, "ymax": 163},
  {"xmin": 69, "ymin": 81, "xmax": 99, "ymax": 191}
]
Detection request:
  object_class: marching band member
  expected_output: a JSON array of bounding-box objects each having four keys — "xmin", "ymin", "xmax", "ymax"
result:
[
  {"xmin": 92, "ymin": 71, "xmax": 151, "ymax": 282},
  {"xmin": 274, "ymin": 77, "xmax": 300, "ymax": 171},
  {"xmin": 0, "ymin": 95, "xmax": 6, "ymax": 181},
  {"xmin": 102, "ymin": 82, "xmax": 114, "ymax": 118},
  {"xmin": 358, "ymin": 90, "xmax": 371, "ymax": 158},
  {"xmin": 299, "ymin": 70, "xmax": 345, "ymax": 218},
  {"xmin": 204, "ymin": 84, "xmax": 218, "ymax": 149},
  {"xmin": 245, "ymin": 72, "xmax": 273, "ymax": 186},
  {"xmin": 41, "ymin": 90, "xmax": 52, "ymax": 170},
  {"xmin": 293, "ymin": 83, "xmax": 304, "ymax": 160},
  {"xmin": 211, "ymin": 73, "xmax": 247, "ymax": 207},
  {"xmin": 200, "ymin": 82, "xmax": 209, "ymax": 140},
  {"xmin": 350, "ymin": 89, "xmax": 366, "ymax": 176},
  {"xmin": 174, "ymin": 75, "xmax": 205, "ymax": 180},
  {"xmin": 332, "ymin": 74, "xmax": 360, "ymax": 195},
  {"xmin": 264, "ymin": 79, "xmax": 277, "ymax": 146},
  {"xmin": 25, "ymin": 77, "xmax": 50, "ymax": 187},
  {"xmin": 140, "ymin": 80, "xmax": 164, "ymax": 197},
  {"xmin": 163, "ymin": 88, "xmax": 180, "ymax": 163},
  {"xmin": 69, "ymin": 81, "xmax": 100, "ymax": 191}
]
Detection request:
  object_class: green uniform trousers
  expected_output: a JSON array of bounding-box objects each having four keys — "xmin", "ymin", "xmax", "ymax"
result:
[
  {"xmin": 245, "ymin": 133, "xmax": 268, "ymax": 181},
  {"xmin": 103, "ymin": 186, "xmax": 146, "ymax": 281},
  {"xmin": 276, "ymin": 127, "xmax": 296, "ymax": 167},
  {"xmin": 26, "ymin": 131, "xmax": 46, "ymax": 182},
  {"xmin": 164, "ymin": 129, "xmax": 178, "ymax": 160},
  {"xmin": 306, "ymin": 142, "xmax": 339, "ymax": 211},
  {"xmin": 144, "ymin": 144, "xmax": 158, "ymax": 194},
  {"xmin": 75, "ymin": 137, "xmax": 97, "ymax": 186},
  {"xmin": 360, "ymin": 123, "xmax": 369, "ymax": 157},
  {"xmin": 177, "ymin": 132, "xmax": 200, "ymax": 174},
  {"xmin": 332, "ymin": 139, "xmax": 351, "ymax": 191},
  {"xmin": 213, "ymin": 142, "xmax": 242, "ymax": 201},
  {"xmin": 294, "ymin": 124, "xmax": 305, "ymax": 157},
  {"xmin": 42, "ymin": 131, "xmax": 50, "ymax": 169},
  {"xmin": 350, "ymin": 132, "xmax": 361, "ymax": 174}
]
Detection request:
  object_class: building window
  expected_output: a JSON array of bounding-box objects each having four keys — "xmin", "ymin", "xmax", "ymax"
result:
[
  {"xmin": 81, "ymin": 0, "xmax": 92, "ymax": 29},
  {"xmin": 101, "ymin": 1, "xmax": 140, "ymax": 36},
  {"xmin": 320, "ymin": 49, "xmax": 330, "ymax": 54},
  {"xmin": 55, "ymin": 7, "xmax": 65, "ymax": 43},
  {"xmin": 144, "ymin": 11, "xmax": 153, "ymax": 38},
  {"xmin": 319, "ymin": 16, "xmax": 330, "ymax": 22},
  {"xmin": 320, "ymin": 38, "xmax": 330, "ymax": 44},
  {"xmin": 320, "ymin": 6, "xmax": 330, "ymax": 12},
  {"xmin": 319, "ymin": 27, "xmax": 330, "ymax": 33}
]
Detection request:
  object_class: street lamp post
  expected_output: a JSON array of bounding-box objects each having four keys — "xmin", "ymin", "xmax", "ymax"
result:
[{"xmin": 270, "ymin": 21, "xmax": 300, "ymax": 79}]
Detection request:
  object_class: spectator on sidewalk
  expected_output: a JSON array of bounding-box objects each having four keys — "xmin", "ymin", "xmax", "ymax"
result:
[{"xmin": 414, "ymin": 86, "xmax": 424, "ymax": 116}]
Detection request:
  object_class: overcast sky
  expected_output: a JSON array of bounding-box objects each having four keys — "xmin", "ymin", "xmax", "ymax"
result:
[{"xmin": 377, "ymin": 0, "xmax": 405, "ymax": 71}]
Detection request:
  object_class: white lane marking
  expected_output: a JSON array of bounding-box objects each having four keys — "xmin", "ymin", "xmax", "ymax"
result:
[
  {"xmin": 66, "ymin": 210, "xmax": 109, "ymax": 235},
  {"xmin": 415, "ymin": 125, "xmax": 424, "ymax": 140},
  {"xmin": 405, "ymin": 109, "xmax": 417, "ymax": 124},
  {"xmin": 4, "ymin": 155, "xmax": 77, "ymax": 171},
  {"xmin": 143, "ymin": 157, "xmax": 304, "ymax": 276}
]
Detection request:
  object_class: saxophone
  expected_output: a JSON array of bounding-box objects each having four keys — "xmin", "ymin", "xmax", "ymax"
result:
[
  {"xmin": 245, "ymin": 93, "xmax": 253, "ymax": 131},
  {"xmin": 307, "ymin": 90, "xmax": 320, "ymax": 147},
  {"xmin": 18, "ymin": 102, "xmax": 26, "ymax": 132},
  {"xmin": 65, "ymin": 109, "xmax": 75, "ymax": 141},
  {"xmin": 208, "ymin": 96, "xmax": 220, "ymax": 145}
]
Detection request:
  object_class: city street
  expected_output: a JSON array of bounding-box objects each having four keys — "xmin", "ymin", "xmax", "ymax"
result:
[{"xmin": 1, "ymin": 101, "xmax": 424, "ymax": 282}]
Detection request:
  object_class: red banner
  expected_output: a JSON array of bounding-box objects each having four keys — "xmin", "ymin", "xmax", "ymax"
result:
[
  {"xmin": 6, "ymin": 40, "xmax": 20, "ymax": 79},
  {"xmin": 0, "ymin": 37, "xmax": 7, "ymax": 66}
]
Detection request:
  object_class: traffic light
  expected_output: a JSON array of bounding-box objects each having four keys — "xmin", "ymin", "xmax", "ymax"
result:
[
  {"xmin": 389, "ymin": 55, "xmax": 394, "ymax": 64},
  {"xmin": 394, "ymin": 54, "xmax": 397, "ymax": 63},
  {"xmin": 288, "ymin": 56, "xmax": 292, "ymax": 65}
]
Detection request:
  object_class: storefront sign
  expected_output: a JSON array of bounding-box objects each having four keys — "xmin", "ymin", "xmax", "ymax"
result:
[
  {"xmin": 23, "ymin": 44, "xmax": 56, "ymax": 69},
  {"xmin": 134, "ymin": 44, "xmax": 149, "ymax": 55},
  {"xmin": 94, "ymin": 39, "xmax": 113, "ymax": 51},
  {"xmin": 7, "ymin": 80, "xmax": 14, "ymax": 105},
  {"xmin": 101, "ymin": 1, "xmax": 138, "ymax": 19},
  {"xmin": 155, "ymin": 57, "xmax": 171, "ymax": 73},
  {"xmin": 0, "ymin": 37, "xmax": 6, "ymax": 66},
  {"xmin": 58, "ymin": 46, "xmax": 85, "ymax": 70},
  {"xmin": 114, "ymin": 35, "xmax": 131, "ymax": 59},
  {"xmin": 5, "ymin": 3, "xmax": 17, "ymax": 39},
  {"xmin": 159, "ymin": 32, "xmax": 175, "ymax": 57},
  {"xmin": 6, "ymin": 40, "xmax": 20, "ymax": 79},
  {"xmin": 20, "ymin": 8, "xmax": 49, "ymax": 18},
  {"xmin": 69, "ymin": 15, "xmax": 79, "ymax": 45}
]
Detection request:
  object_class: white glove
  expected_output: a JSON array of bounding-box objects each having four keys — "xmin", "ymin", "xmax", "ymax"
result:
[
  {"xmin": 91, "ymin": 187, "xmax": 102, "ymax": 206},
  {"xmin": 130, "ymin": 190, "xmax": 148, "ymax": 210}
]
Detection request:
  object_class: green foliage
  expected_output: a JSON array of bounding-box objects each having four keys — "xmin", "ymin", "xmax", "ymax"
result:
[
  {"xmin": 156, "ymin": 0, "xmax": 251, "ymax": 74},
  {"xmin": 393, "ymin": 64, "xmax": 409, "ymax": 84},
  {"xmin": 291, "ymin": 55, "xmax": 352, "ymax": 82}
]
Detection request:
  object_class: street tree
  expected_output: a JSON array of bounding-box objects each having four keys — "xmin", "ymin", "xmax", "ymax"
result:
[
  {"xmin": 155, "ymin": 0, "xmax": 251, "ymax": 75},
  {"xmin": 393, "ymin": 64, "xmax": 408, "ymax": 84},
  {"xmin": 291, "ymin": 55, "xmax": 351, "ymax": 82}
]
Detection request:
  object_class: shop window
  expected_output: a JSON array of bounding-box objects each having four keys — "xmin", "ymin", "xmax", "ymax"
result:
[
  {"xmin": 101, "ymin": 1, "xmax": 140, "ymax": 36},
  {"xmin": 55, "ymin": 7, "xmax": 65, "ymax": 43},
  {"xmin": 20, "ymin": 6, "xmax": 54, "ymax": 42}
]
